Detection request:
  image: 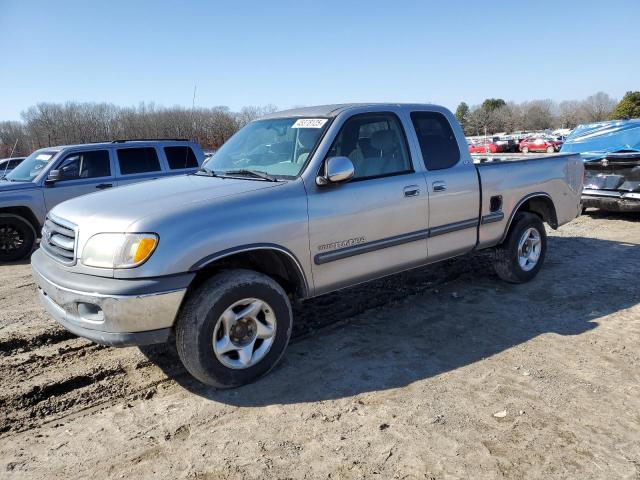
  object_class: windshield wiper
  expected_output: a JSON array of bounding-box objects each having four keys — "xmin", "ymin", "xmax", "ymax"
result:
[
  {"xmin": 223, "ymin": 169, "xmax": 278, "ymax": 182},
  {"xmin": 193, "ymin": 166, "xmax": 220, "ymax": 177}
]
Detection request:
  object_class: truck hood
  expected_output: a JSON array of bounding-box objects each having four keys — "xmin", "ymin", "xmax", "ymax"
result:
[
  {"xmin": 0, "ymin": 180, "xmax": 36, "ymax": 192},
  {"xmin": 51, "ymin": 174, "xmax": 283, "ymax": 231}
]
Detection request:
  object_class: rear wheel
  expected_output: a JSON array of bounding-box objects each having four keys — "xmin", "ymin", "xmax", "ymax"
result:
[
  {"xmin": 175, "ymin": 269, "xmax": 292, "ymax": 388},
  {"xmin": 0, "ymin": 214, "xmax": 35, "ymax": 262},
  {"xmin": 522, "ymin": 146, "xmax": 529, "ymax": 153},
  {"xmin": 546, "ymin": 145, "xmax": 555, "ymax": 153},
  {"xmin": 493, "ymin": 212, "xmax": 546, "ymax": 283}
]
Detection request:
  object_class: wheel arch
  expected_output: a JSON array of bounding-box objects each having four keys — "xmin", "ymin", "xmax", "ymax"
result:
[
  {"xmin": 188, "ymin": 244, "xmax": 310, "ymax": 300},
  {"xmin": 501, "ymin": 193, "xmax": 557, "ymax": 243},
  {"xmin": 0, "ymin": 206, "xmax": 40, "ymax": 237}
]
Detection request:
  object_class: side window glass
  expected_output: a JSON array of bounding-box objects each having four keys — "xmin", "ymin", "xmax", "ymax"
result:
[
  {"xmin": 410, "ymin": 112, "xmax": 460, "ymax": 170},
  {"xmin": 57, "ymin": 150, "xmax": 111, "ymax": 181},
  {"xmin": 327, "ymin": 113, "xmax": 412, "ymax": 180},
  {"xmin": 117, "ymin": 147, "xmax": 161, "ymax": 175},
  {"xmin": 164, "ymin": 146, "xmax": 199, "ymax": 169}
]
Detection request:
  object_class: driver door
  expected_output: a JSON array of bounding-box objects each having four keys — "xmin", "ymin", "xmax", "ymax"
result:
[
  {"xmin": 306, "ymin": 112, "xmax": 429, "ymax": 294},
  {"xmin": 44, "ymin": 149, "xmax": 116, "ymax": 211}
]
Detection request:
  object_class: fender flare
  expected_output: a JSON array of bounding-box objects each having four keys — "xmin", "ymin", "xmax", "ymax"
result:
[
  {"xmin": 189, "ymin": 243, "xmax": 310, "ymax": 298},
  {"xmin": 500, "ymin": 192, "xmax": 556, "ymax": 243}
]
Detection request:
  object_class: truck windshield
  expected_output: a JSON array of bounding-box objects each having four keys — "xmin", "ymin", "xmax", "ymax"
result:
[
  {"xmin": 4, "ymin": 150, "xmax": 57, "ymax": 182},
  {"xmin": 204, "ymin": 117, "xmax": 329, "ymax": 178}
]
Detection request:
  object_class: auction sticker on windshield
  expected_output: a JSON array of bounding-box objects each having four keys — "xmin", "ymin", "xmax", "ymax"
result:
[
  {"xmin": 35, "ymin": 154, "xmax": 53, "ymax": 161},
  {"xmin": 292, "ymin": 118, "xmax": 328, "ymax": 129}
]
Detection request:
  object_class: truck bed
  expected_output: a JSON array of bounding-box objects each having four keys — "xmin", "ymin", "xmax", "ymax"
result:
[
  {"xmin": 472, "ymin": 152, "xmax": 567, "ymax": 164},
  {"xmin": 473, "ymin": 153, "xmax": 584, "ymax": 249}
]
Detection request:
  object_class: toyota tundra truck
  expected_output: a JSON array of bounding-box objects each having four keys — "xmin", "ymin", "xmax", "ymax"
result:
[{"xmin": 31, "ymin": 104, "xmax": 584, "ymax": 388}]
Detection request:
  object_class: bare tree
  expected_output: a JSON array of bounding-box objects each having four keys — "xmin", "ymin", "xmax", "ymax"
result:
[
  {"xmin": 520, "ymin": 99, "xmax": 556, "ymax": 131},
  {"xmin": 4, "ymin": 101, "xmax": 281, "ymax": 155},
  {"xmin": 579, "ymin": 92, "xmax": 616, "ymax": 123}
]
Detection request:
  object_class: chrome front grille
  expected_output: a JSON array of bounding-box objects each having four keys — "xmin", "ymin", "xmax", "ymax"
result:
[{"xmin": 41, "ymin": 215, "xmax": 77, "ymax": 265}]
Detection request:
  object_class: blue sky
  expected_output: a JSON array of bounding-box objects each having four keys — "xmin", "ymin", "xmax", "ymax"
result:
[{"xmin": 1, "ymin": 0, "xmax": 638, "ymax": 120}]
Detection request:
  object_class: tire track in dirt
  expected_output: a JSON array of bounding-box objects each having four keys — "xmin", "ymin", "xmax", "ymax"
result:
[
  {"xmin": 0, "ymin": 328, "xmax": 77, "ymax": 356},
  {"xmin": 0, "ymin": 253, "xmax": 488, "ymax": 437}
]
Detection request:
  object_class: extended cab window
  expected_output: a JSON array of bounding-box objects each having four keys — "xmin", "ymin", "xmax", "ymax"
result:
[
  {"xmin": 164, "ymin": 146, "xmax": 199, "ymax": 169},
  {"xmin": 327, "ymin": 113, "xmax": 412, "ymax": 179},
  {"xmin": 117, "ymin": 147, "xmax": 161, "ymax": 175},
  {"xmin": 57, "ymin": 150, "xmax": 111, "ymax": 181},
  {"xmin": 410, "ymin": 112, "xmax": 460, "ymax": 170}
]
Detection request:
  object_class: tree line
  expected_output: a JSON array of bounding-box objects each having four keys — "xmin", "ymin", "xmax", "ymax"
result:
[
  {"xmin": 2, "ymin": 92, "xmax": 639, "ymax": 157},
  {"xmin": 0, "ymin": 102, "xmax": 277, "ymax": 157},
  {"xmin": 456, "ymin": 91, "xmax": 640, "ymax": 136}
]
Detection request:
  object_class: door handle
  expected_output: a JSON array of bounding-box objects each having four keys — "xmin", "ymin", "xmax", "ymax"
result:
[
  {"xmin": 432, "ymin": 181, "xmax": 447, "ymax": 192},
  {"xmin": 403, "ymin": 185, "xmax": 421, "ymax": 197},
  {"xmin": 96, "ymin": 183, "xmax": 113, "ymax": 190}
]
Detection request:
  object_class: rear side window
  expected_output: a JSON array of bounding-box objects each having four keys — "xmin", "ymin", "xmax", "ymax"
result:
[
  {"xmin": 117, "ymin": 147, "xmax": 161, "ymax": 175},
  {"xmin": 57, "ymin": 150, "xmax": 111, "ymax": 180},
  {"xmin": 410, "ymin": 112, "xmax": 460, "ymax": 170},
  {"xmin": 164, "ymin": 146, "xmax": 199, "ymax": 169}
]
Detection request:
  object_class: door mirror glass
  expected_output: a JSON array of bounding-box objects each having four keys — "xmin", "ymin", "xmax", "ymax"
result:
[
  {"xmin": 317, "ymin": 156, "xmax": 355, "ymax": 185},
  {"xmin": 45, "ymin": 169, "xmax": 61, "ymax": 186}
]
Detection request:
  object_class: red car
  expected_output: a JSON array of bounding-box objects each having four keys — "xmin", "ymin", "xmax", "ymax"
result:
[
  {"xmin": 468, "ymin": 141, "xmax": 506, "ymax": 154},
  {"xmin": 519, "ymin": 137, "xmax": 563, "ymax": 153}
]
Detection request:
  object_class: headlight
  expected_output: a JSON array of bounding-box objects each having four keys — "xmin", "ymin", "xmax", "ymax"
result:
[{"xmin": 82, "ymin": 233, "xmax": 159, "ymax": 268}]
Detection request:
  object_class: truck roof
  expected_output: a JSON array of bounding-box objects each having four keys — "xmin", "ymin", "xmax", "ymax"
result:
[
  {"xmin": 37, "ymin": 139, "xmax": 196, "ymax": 151},
  {"xmin": 262, "ymin": 103, "xmax": 444, "ymax": 119}
]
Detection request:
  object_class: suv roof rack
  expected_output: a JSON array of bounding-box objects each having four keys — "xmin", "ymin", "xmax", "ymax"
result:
[{"xmin": 111, "ymin": 138, "xmax": 190, "ymax": 143}]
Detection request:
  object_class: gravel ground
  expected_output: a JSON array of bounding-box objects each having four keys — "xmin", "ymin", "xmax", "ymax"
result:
[{"xmin": 0, "ymin": 211, "xmax": 639, "ymax": 479}]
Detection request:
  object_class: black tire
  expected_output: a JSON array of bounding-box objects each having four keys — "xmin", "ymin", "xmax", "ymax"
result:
[
  {"xmin": 493, "ymin": 212, "xmax": 547, "ymax": 284},
  {"xmin": 522, "ymin": 146, "xmax": 529, "ymax": 153},
  {"xmin": 546, "ymin": 145, "xmax": 555, "ymax": 153},
  {"xmin": 175, "ymin": 269, "xmax": 292, "ymax": 388},
  {"xmin": 0, "ymin": 214, "xmax": 36, "ymax": 262}
]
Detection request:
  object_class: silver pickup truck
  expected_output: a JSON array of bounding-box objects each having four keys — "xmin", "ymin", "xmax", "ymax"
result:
[
  {"xmin": 0, "ymin": 139, "xmax": 203, "ymax": 262},
  {"xmin": 31, "ymin": 104, "xmax": 584, "ymax": 387}
]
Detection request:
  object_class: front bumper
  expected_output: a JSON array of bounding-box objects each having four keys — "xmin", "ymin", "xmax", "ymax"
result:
[
  {"xmin": 582, "ymin": 189, "xmax": 640, "ymax": 212},
  {"xmin": 31, "ymin": 249, "xmax": 194, "ymax": 347}
]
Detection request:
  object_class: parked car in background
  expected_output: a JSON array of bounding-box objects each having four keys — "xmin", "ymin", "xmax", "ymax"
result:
[
  {"xmin": 469, "ymin": 140, "xmax": 507, "ymax": 154},
  {"xmin": 492, "ymin": 136, "xmax": 518, "ymax": 153},
  {"xmin": 0, "ymin": 139, "xmax": 204, "ymax": 262},
  {"xmin": 561, "ymin": 119, "xmax": 640, "ymax": 212},
  {"xmin": 0, "ymin": 157, "xmax": 26, "ymax": 178},
  {"xmin": 30, "ymin": 103, "xmax": 584, "ymax": 387},
  {"xmin": 519, "ymin": 137, "xmax": 563, "ymax": 153}
]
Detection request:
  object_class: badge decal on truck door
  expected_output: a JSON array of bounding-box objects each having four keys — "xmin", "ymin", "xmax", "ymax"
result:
[{"xmin": 318, "ymin": 237, "xmax": 366, "ymax": 251}]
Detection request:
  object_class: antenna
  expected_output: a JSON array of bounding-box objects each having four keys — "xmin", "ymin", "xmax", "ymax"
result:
[
  {"xmin": 2, "ymin": 139, "xmax": 19, "ymax": 178},
  {"xmin": 186, "ymin": 84, "xmax": 197, "ymax": 168},
  {"xmin": 9, "ymin": 138, "xmax": 18, "ymax": 158}
]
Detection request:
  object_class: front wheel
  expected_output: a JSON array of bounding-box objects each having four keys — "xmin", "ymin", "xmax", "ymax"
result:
[
  {"xmin": 521, "ymin": 146, "xmax": 529, "ymax": 153},
  {"xmin": 175, "ymin": 269, "xmax": 292, "ymax": 388},
  {"xmin": 493, "ymin": 212, "xmax": 547, "ymax": 283},
  {"xmin": 546, "ymin": 145, "xmax": 555, "ymax": 153},
  {"xmin": 0, "ymin": 214, "xmax": 36, "ymax": 262}
]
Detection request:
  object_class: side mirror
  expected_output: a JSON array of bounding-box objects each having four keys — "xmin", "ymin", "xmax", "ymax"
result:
[
  {"xmin": 316, "ymin": 156, "xmax": 355, "ymax": 186},
  {"xmin": 45, "ymin": 169, "xmax": 61, "ymax": 186}
]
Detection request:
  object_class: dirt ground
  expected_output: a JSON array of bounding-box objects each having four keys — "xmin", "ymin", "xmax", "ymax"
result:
[{"xmin": 0, "ymin": 211, "xmax": 638, "ymax": 479}]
